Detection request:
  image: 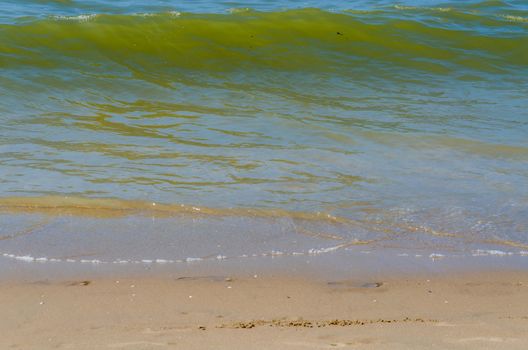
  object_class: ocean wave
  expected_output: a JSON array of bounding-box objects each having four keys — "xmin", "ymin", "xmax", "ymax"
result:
[{"xmin": 0, "ymin": 9, "xmax": 526, "ymax": 77}]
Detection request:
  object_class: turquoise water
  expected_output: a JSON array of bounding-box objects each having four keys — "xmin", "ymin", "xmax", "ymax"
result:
[{"xmin": 0, "ymin": 0, "xmax": 527, "ymax": 264}]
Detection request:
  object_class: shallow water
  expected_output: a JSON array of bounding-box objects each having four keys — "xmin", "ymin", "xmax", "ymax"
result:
[{"xmin": 0, "ymin": 0, "xmax": 527, "ymax": 265}]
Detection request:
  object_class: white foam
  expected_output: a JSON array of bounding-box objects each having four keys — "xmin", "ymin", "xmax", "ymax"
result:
[
  {"xmin": 134, "ymin": 13, "xmax": 156, "ymax": 17},
  {"xmin": 80, "ymin": 259, "xmax": 102, "ymax": 264},
  {"xmin": 113, "ymin": 259, "xmax": 129, "ymax": 264},
  {"xmin": 3, "ymin": 241, "xmax": 528, "ymax": 269},
  {"xmin": 185, "ymin": 257, "xmax": 202, "ymax": 263},
  {"xmin": 308, "ymin": 245, "xmax": 340, "ymax": 255},
  {"xmin": 228, "ymin": 8, "xmax": 252, "ymax": 14},
  {"xmin": 472, "ymin": 249, "xmax": 512, "ymax": 257},
  {"xmin": 394, "ymin": 5, "xmax": 417, "ymax": 10},
  {"xmin": 52, "ymin": 14, "xmax": 97, "ymax": 22},
  {"xmin": 394, "ymin": 5, "xmax": 451, "ymax": 12},
  {"xmin": 155, "ymin": 259, "xmax": 173, "ymax": 264},
  {"xmin": 501, "ymin": 15, "xmax": 528, "ymax": 23},
  {"xmin": 15, "ymin": 255, "xmax": 34, "ymax": 262},
  {"xmin": 132, "ymin": 11, "xmax": 181, "ymax": 17},
  {"xmin": 429, "ymin": 253, "xmax": 445, "ymax": 260}
]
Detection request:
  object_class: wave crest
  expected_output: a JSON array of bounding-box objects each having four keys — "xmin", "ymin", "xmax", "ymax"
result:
[{"xmin": 0, "ymin": 9, "xmax": 526, "ymax": 77}]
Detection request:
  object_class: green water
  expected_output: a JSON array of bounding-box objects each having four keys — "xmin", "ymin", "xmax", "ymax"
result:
[{"xmin": 0, "ymin": 1, "xmax": 527, "ymax": 261}]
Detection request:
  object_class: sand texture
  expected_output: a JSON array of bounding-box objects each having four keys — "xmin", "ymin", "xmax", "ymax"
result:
[{"xmin": 1, "ymin": 272, "xmax": 528, "ymax": 349}]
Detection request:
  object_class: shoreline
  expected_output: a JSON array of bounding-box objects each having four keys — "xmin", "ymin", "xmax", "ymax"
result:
[
  {"xmin": 2, "ymin": 270, "xmax": 528, "ymax": 349},
  {"xmin": 3, "ymin": 246, "xmax": 528, "ymax": 283},
  {"xmin": 8, "ymin": 244, "xmax": 528, "ymax": 277}
]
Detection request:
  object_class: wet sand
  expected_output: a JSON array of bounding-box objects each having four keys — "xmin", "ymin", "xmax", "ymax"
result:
[{"xmin": 1, "ymin": 271, "xmax": 528, "ymax": 349}]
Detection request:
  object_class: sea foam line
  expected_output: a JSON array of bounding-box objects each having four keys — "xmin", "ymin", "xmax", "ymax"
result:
[
  {"xmin": 0, "ymin": 241, "xmax": 356, "ymax": 266},
  {"xmin": 2, "ymin": 247, "xmax": 528, "ymax": 266}
]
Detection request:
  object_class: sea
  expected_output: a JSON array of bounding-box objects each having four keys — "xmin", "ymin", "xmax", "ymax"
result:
[{"xmin": 0, "ymin": 0, "xmax": 527, "ymax": 276}]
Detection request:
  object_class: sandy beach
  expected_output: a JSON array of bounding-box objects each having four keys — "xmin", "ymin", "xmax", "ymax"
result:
[{"xmin": 2, "ymin": 271, "xmax": 528, "ymax": 349}]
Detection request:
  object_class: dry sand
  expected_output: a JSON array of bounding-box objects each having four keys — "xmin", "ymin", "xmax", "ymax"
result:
[{"xmin": 1, "ymin": 271, "xmax": 528, "ymax": 349}]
